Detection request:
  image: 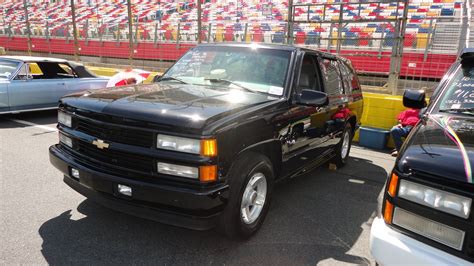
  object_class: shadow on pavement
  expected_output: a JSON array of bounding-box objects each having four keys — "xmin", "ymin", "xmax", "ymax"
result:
[
  {"xmin": 0, "ymin": 110, "xmax": 58, "ymax": 128},
  {"xmin": 39, "ymin": 157, "xmax": 387, "ymax": 264}
]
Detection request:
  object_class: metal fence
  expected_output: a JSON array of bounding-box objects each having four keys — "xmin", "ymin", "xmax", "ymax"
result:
[{"xmin": 0, "ymin": 0, "xmax": 471, "ymax": 95}]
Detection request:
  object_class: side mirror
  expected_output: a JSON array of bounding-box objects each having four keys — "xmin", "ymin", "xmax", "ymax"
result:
[
  {"xmin": 403, "ymin": 90, "xmax": 427, "ymax": 109},
  {"xmin": 296, "ymin": 89, "xmax": 329, "ymax": 107}
]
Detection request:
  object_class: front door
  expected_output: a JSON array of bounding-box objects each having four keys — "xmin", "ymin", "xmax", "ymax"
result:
[
  {"xmin": 0, "ymin": 81, "xmax": 9, "ymax": 113},
  {"xmin": 8, "ymin": 63, "xmax": 66, "ymax": 111},
  {"xmin": 0, "ymin": 59, "xmax": 22, "ymax": 113},
  {"xmin": 279, "ymin": 53, "xmax": 332, "ymax": 177}
]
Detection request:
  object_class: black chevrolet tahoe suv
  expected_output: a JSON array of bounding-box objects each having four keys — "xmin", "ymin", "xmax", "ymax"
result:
[
  {"xmin": 370, "ymin": 49, "xmax": 474, "ymax": 264},
  {"xmin": 50, "ymin": 43, "xmax": 363, "ymax": 238}
]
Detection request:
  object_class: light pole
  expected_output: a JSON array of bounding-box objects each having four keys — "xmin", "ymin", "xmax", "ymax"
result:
[
  {"xmin": 71, "ymin": 0, "xmax": 80, "ymax": 61},
  {"xmin": 127, "ymin": 0, "xmax": 134, "ymax": 65},
  {"xmin": 197, "ymin": 0, "xmax": 202, "ymax": 43},
  {"xmin": 23, "ymin": 0, "xmax": 32, "ymax": 55}
]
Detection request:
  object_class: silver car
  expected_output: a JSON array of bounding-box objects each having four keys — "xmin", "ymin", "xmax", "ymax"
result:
[{"xmin": 0, "ymin": 56, "xmax": 108, "ymax": 114}]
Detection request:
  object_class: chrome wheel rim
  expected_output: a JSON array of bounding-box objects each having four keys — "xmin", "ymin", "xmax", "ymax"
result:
[
  {"xmin": 341, "ymin": 131, "xmax": 350, "ymax": 159},
  {"xmin": 240, "ymin": 172, "xmax": 267, "ymax": 225}
]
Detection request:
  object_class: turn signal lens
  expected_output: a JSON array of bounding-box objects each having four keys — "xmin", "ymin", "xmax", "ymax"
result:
[
  {"xmin": 201, "ymin": 139, "xmax": 217, "ymax": 157},
  {"xmin": 388, "ymin": 173, "xmax": 399, "ymax": 197},
  {"xmin": 383, "ymin": 200, "xmax": 394, "ymax": 224},
  {"xmin": 199, "ymin": 165, "xmax": 217, "ymax": 182}
]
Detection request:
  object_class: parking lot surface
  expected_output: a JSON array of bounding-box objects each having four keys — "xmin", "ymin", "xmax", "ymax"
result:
[{"xmin": 1, "ymin": 110, "xmax": 394, "ymax": 265}]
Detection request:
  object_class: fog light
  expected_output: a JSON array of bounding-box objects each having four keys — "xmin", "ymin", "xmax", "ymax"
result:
[
  {"xmin": 157, "ymin": 162, "xmax": 199, "ymax": 179},
  {"xmin": 393, "ymin": 207, "xmax": 465, "ymax": 250},
  {"xmin": 59, "ymin": 133, "xmax": 73, "ymax": 148},
  {"xmin": 117, "ymin": 184, "xmax": 132, "ymax": 197},
  {"xmin": 71, "ymin": 168, "xmax": 80, "ymax": 179}
]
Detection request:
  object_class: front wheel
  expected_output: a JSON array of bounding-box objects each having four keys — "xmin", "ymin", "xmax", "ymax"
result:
[
  {"xmin": 217, "ymin": 153, "xmax": 274, "ymax": 239},
  {"xmin": 332, "ymin": 123, "xmax": 353, "ymax": 167}
]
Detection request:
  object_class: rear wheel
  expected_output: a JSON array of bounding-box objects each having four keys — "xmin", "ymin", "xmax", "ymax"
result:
[
  {"xmin": 217, "ymin": 152, "xmax": 274, "ymax": 239},
  {"xmin": 332, "ymin": 123, "xmax": 353, "ymax": 167}
]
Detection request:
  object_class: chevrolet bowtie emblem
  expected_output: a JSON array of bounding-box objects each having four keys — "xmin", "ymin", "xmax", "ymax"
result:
[{"xmin": 92, "ymin": 139, "xmax": 109, "ymax": 149}]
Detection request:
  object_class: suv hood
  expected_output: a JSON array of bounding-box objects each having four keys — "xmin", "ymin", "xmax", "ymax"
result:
[
  {"xmin": 61, "ymin": 83, "xmax": 275, "ymax": 131},
  {"xmin": 396, "ymin": 114, "xmax": 474, "ymax": 185}
]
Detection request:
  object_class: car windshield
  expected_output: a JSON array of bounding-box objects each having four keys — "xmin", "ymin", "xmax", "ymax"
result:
[
  {"xmin": 0, "ymin": 60, "xmax": 20, "ymax": 80},
  {"xmin": 161, "ymin": 46, "xmax": 291, "ymax": 96},
  {"xmin": 436, "ymin": 63, "xmax": 474, "ymax": 115}
]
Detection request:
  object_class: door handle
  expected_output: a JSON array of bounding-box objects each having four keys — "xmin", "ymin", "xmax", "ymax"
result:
[{"xmin": 57, "ymin": 83, "xmax": 65, "ymax": 86}]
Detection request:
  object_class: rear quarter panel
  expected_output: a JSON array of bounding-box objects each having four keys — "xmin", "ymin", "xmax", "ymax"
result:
[{"xmin": 65, "ymin": 78, "xmax": 108, "ymax": 93}]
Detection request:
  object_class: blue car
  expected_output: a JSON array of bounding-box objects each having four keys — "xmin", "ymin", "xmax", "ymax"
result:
[{"xmin": 0, "ymin": 56, "xmax": 108, "ymax": 114}]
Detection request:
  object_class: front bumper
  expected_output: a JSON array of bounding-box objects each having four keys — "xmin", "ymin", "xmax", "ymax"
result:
[
  {"xmin": 49, "ymin": 144, "xmax": 229, "ymax": 230},
  {"xmin": 370, "ymin": 217, "xmax": 471, "ymax": 266}
]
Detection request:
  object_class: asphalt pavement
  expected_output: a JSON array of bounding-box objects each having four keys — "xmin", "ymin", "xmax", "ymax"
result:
[{"xmin": 0, "ymin": 110, "xmax": 395, "ymax": 265}]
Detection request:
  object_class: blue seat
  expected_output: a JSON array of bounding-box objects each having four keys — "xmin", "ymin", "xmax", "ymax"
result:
[
  {"xmin": 384, "ymin": 32, "xmax": 395, "ymax": 46},
  {"xmin": 418, "ymin": 28, "xmax": 432, "ymax": 34},
  {"xmin": 305, "ymin": 31, "xmax": 320, "ymax": 45},
  {"xmin": 272, "ymin": 32, "xmax": 285, "ymax": 43},
  {"xmin": 343, "ymin": 32, "xmax": 357, "ymax": 45},
  {"xmin": 406, "ymin": 24, "xmax": 419, "ymax": 29},
  {"xmin": 440, "ymin": 8, "xmax": 454, "ymax": 16}
]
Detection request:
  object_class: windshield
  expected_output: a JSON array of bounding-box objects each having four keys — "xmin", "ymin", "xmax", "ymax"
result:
[
  {"xmin": 0, "ymin": 60, "xmax": 20, "ymax": 80},
  {"xmin": 436, "ymin": 63, "xmax": 474, "ymax": 115},
  {"xmin": 161, "ymin": 46, "xmax": 291, "ymax": 96}
]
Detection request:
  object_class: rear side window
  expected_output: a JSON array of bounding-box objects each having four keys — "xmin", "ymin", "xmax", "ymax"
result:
[
  {"xmin": 339, "ymin": 60, "xmax": 361, "ymax": 94},
  {"xmin": 319, "ymin": 58, "xmax": 343, "ymax": 96}
]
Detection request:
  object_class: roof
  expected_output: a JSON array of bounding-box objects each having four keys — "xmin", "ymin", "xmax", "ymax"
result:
[
  {"xmin": 198, "ymin": 42, "xmax": 299, "ymax": 51},
  {"xmin": 197, "ymin": 42, "xmax": 339, "ymax": 58},
  {"xmin": 0, "ymin": 56, "xmax": 69, "ymax": 63},
  {"xmin": 461, "ymin": 48, "xmax": 474, "ymax": 55}
]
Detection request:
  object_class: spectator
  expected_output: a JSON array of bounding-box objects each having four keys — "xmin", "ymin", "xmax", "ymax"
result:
[{"xmin": 390, "ymin": 108, "xmax": 420, "ymax": 156}]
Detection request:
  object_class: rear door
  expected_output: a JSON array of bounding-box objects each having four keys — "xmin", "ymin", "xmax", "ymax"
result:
[
  {"xmin": 316, "ymin": 56, "xmax": 347, "ymax": 148},
  {"xmin": 8, "ymin": 63, "xmax": 67, "ymax": 111},
  {"xmin": 338, "ymin": 59, "xmax": 363, "ymax": 123}
]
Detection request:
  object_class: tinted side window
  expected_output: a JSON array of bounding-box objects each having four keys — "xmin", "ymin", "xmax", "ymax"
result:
[
  {"xmin": 339, "ymin": 60, "xmax": 361, "ymax": 94},
  {"xmin": 319, "ymin": 58, "xmax": 343, "ymax": 96},
  {"xmin": 297, "ymin": 54, "xmax": 321, "ymax": 93}
]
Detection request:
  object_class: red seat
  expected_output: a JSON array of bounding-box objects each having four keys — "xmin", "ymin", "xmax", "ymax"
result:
[
  {"xmin": 295, "ymin": 31, "xmax": 306, "ymax": 44},
  {"xmin": 252, "ymin": 30, "xmax": 263, "ymax": 42},
  {"xmin": 224, "ymin": 29, "xmax": 234, "ymax": 41}
]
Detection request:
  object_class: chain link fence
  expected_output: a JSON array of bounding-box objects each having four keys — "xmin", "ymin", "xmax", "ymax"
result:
[{"xmin": 0, "ymin": 0, "xmax": 471, "ymax": 94}]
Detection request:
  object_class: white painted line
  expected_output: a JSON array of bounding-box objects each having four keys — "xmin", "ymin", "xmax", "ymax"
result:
[
  {"xmin": 348, "ymin": 178, "xmax": 365, "ymax": 184},
  {"xmin": 9, "ymin": 119, "xmax": 57, "ymax": 132}
]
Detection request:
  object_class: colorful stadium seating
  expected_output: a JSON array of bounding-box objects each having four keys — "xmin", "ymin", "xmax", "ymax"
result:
[{"xmin": 0, "ymin": 0, "xmax": 463, "ymax": 51}]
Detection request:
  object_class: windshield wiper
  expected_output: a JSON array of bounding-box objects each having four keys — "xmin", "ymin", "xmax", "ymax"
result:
[
  {"xmin": 158, "ymin": 76, "xmax": 188, "ymax": 84},
  {"xmin": 439, "ymin": 108, "xmax": 474, "ymax": 115},
  {"xmin": 205, "ymin": 78, "xmax": 266, "ymax": 95}
]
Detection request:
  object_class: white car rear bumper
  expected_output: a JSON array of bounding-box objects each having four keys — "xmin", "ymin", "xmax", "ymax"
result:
[{"xmin": 370, "ymin": 217, "xmax": 471, "ymax": 266}]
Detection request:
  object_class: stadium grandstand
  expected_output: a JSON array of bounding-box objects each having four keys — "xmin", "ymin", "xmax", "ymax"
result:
[{"xmin": 0, "ymin": 0, "xmax": 471, "ymax": 90}]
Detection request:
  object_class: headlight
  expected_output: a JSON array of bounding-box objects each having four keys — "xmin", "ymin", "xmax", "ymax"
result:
[
  {"xmin": 157, "ymin": 134, "xmax": 217, "ymax": 156},
  {"xmin": 59, "ymin": 133, "xmax": 73, "ymax": 148},
  {"xmin": 157, "ymin": 162, "xmax": 199, "ymax": 179},
  {"xmin": 157, "ymin": 134, "xmax": 200, "ymax": 154},
  {"xmin": 398, "ymin": 179, "xmax": 472, "ymax": 219},
  {"xmin": 58, "ymin": 111, "xmax": 72, "ymax": 127}
]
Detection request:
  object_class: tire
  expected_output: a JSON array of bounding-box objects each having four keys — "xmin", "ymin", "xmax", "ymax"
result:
[
  {"xmin": 216, "ymin": 152, "xmax": 274, "ymax": 239},
  {"xmin": 332, "ymin": 123, "xmax": 353, "ymax": 167}
]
